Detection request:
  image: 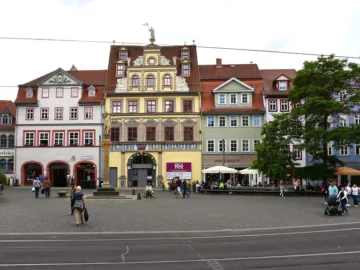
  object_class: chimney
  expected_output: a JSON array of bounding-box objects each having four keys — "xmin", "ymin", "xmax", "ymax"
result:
[{"xmin": 216, "ymin": 58, "xmax": 222, "ymax": 68}]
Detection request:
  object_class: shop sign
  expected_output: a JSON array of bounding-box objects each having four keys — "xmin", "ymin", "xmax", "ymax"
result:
[
  {"xmin": 0, "ymin": 149, "xmax": 14, "ymax": 156},
  {"xmin": 166, "ymin": 162, "xmax": 192, "ymax": 180}
]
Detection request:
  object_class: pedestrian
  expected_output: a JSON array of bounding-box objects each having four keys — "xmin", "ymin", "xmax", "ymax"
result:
[
  {"xmin": 42, "ymin": 178, "xmax": 51, "ymax": 198},
  {"xmin": 181, "ymin": 179, "xmax": 189, "ymax": 198},
  {"xmin": 73, "ymin": 186, "xmax": 86, "ymax": 226},
  {"xmin": 345, "ymin": 183, "xmax": 352, "ymax": 206},
  {"xmin": 295, "ymin": 179, "xmax": 301, "ymax": 196},
  {"xmin": 33, "ymin": 177, "xmax": 42, "ymax": 198},
  {"xmin": 338, "ymin": 187, "xmax": 348, "ymax": 214},
  {"xmin": 69, "ymin": 183, "xmax": 76, "ymax": 215},
  {"xmin": 352, "ymin": 184, "xmax": 359, "ymax": 207},
  {"xmin": 279, "ymin": 181, "xmax": 284, "ymax": 197},
  {"xmin": 322, "ymin": 184, "xmax": 328, "ymax": 204},
  {"xmin": 328, "ymin": 182, "xmax": 338, "ymax": 196}
]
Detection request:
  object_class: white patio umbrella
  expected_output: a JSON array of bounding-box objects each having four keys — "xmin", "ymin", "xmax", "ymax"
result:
[
  {"xmin": 239, "ymin": 168, "xmax": 259, "ymax": 174},
  {"xmin": 202, "ymin": 166, "xmax": 238, "ymax": 174}
]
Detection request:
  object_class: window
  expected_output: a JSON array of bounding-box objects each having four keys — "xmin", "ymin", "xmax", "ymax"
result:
[
  {"xmin": 279, "ymin": 81, "xmax": 287, "ymax": 91},
  {"xmin": 25, "ymin": 132, "xmax": 34, "ymax": 146},
  {"xmin": 164, "ymin": 75, "xmax": 171, "ymax": 86},
  {"xmin": 0, "ymin": 135, "xmax": 6, "ymax": 147},
  {"xmin": 26, "ymin": 108, "xmax": 34, "ymax": 120},
  {"xmin": 71, "ymin": 87, "xmax": 78, "ymax": 97},
  {"xmin": 242, "ymin": 139, "xmax": 250, "ymax": 152},
  {"xmin": 165, "ymin": 100, "xmax": 174, "ymax": 112},
  {"xmin": 184, "ymin": 127, "xmax": 193, "ymax": 141},
  {"xmin": 69, "ymin": 132, "xmax": 79, "ymax": 145},
  {"xmin": 146, "ymin": 127, "xmax": 156, "ymax": 141},
  {"xmin": 42, "ymin": 88, "xmax": 49, "ymax": 98},
  {"xmin": 55, "ymin": 107, "xmax": 63, "ymax": 120},
  {"xmin": 40, "ymin": 108, "xmax": 48, "ymax": 120},
  {"xmin": 88, "ymin": 87, "xmax": 95, "ymax": 97},
  {"xmin": 241, "ymin": 94, "xmax": 249, "ymax": 104},
  {"xmin": 207, "ymin": 140, "xmax": 215, "ymax": 152},
  {"xmin": 112, "ymin": 101, "xmax": 121, "ymax": 113},
  {"xmin": 230, "ymin": 116, "xmax": 238, "ymax": 127},
  {"xmin": 70, "ymin": 107, "xmax": 78, "ymax": 120},
  {"xmin": 230, "ymin": 94, "xmax": 237, "ymax": 104},
  {"xmin": 339, "ymin": 90, "xmax": 347, "ymax": 102},
  {"xmin": 253, "ymin": 139, "xmax": 261, "ymax": 151},
  {"xmin": 219, "ymin": 94, "xmax": 226, "ymax": 104},
  {"xmin": 84, "ymin": 131, "xmax": 94, "ymax": 145},
  {"xmin": 54, "ymin": 132, "xmax": 64, "ymax": 145},
  {"xmin": 132, "ymin": 75, "xmax": 139, "ymax": 87},
  {"xmin": 182, "ymin": 64, "xmax": 190, "ymax": 76},
  {"xmin": 242, "ymin": 116, "xmax": 249, "ymax": 127},
  {"xmin": 269, "ymin": 100, "xmax": 277, "ymax": 112},
  {"xmin": 116, "ymin": 65, "xmax": 124, "ymax": 76},
  {"xmin": 56, "ymin": 88, "xmax": 63, "ymax": 98},
  {"xmin": 84, "ymin": 107, "xmax": 93, "ymax": 119},
  {"xmin": 128, "ymin": 127, "xmax": 137, "ymax": 141},
  {"xmin": 339, "ymin": 116, "xmax": 348, "ymax": 127},
  {"xmin": 294, "ymin": 146, "xmax": 302, "ymax": 160},
  {"xmin": 147, "ymin": 100, "xmax": 156, "ymax": 113},
  {"xmin": 183, "ymin": 100, "xmax": 192, "ymax": 112},
  {"xmin": 253, "ymin": 116, "xmax": 261, "ymax": 127},
  {"xmin": 280, "ymin": 100, "xmax": 289, "ymax": 112},
  {"xmin": 182, "ymin": 51, "xmax": 189, "ymax": 60},
  {"xmin": 111, "ymin": 128, "xmax": 120, "ymax": 142},
  {"xmin": 164, "ymin": 127, "xmax": 174, "ymax": 141},
  {"xmin": 26, "ymin": 88, "xmax": 33, "ymax": 98},
  {"xmin": 8, "ymin": 135, "xmax": 14, "ymax": 147},
  {"xmin": 207, "ymin": 116, "xmax": 215, "ymax": 127},
  {"xmin": 340, "ymin": 145, "xmax": 349, "ymax": 156},
  {"xmin": 230, "ymin": 139, "xmax": 238, "ymax": 152},
  {"xmin": 128, "ymin": 101, "xmax": 137, "ymax": 113},
  {"xmin": 355, "ymin": 115, "xmax": 360, "ymax": 125},
  {"xmin": 119, "ymin": 51, "xmax": 127, "ymax": 61},
  {"xmin": 218, "ymin": 139, "xmax": 226, "ymax": 152},
  {"xmin": 147, "ymin": 75, "xmax": 154, "ymax": 87},
  {"xmin": 2, "ymin": 114, "xmax": 9, "ymax": 124},
  {"xmin": 327, "ymin": 143, "xmax": 333, "ymax": 156},
  {"xmin": 39, "ymin": 132, "xmax": 49, "ymax": 146},
  {"xmin": 356, "ymin": 145, "xmax": 360, "ymax": 155},
  {"xmin": 218, "ymin": 116, "xmax": 226, "ymax": 127}
]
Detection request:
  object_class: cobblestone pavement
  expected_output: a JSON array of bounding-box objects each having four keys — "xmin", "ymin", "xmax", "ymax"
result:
[{"xmin": 1, "ymin": 187, "xmax": 359, "ymax": 233}]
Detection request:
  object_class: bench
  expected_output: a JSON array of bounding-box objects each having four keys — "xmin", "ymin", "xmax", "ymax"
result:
[
  {"xmin": 200, "ymin": 187, "xmax": 280, "ymax": 196},
  {"xmin": 57, "ymin": 191, "xmax": 67, "ymax": 198}
]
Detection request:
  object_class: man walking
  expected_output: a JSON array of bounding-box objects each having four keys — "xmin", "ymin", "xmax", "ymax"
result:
[
  {"xmin": 33, "ymin": 177, "xmax": 42, "ymax": 198},
  {"xmin": 69, "ymin": 183, "xmax": 76, "ymax": 215},
  {"xmin": 182, "ymin": 179, "xmax": 189, "ymax": 198}
]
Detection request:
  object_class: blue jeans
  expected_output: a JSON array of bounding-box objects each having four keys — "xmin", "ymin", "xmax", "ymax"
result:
[
  {"xmin": 182, "ymin": 189, "xmax": 189, "ymax": 198},
  {"xmin": 34, "ymin": 187, "xmax": 40, "ymax": 198},
  {"xmin": 353, "ymin": 195, "xmax": 358, "ymax": 206}
]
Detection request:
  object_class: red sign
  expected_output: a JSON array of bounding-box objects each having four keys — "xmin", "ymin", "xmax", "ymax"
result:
[{"xmin": 166, "ymin": 162, "xmax": 192, "ymax": 179}]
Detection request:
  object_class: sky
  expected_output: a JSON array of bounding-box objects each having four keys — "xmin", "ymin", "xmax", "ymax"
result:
[{"xmin": 1, "ymin": 0, "xmax": 360, "ymax": 102}]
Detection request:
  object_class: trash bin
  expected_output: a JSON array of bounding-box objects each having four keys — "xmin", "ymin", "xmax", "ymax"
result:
[{"xmin": 9, "ymin": 177, "xmax": 14, "ymax": 186}]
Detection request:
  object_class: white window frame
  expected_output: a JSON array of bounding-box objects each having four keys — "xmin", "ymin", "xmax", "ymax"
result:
[
  {"xmin": 26, "ymin": 108, "xmax": 34, "ymax": 120},
  {"xmin": 116, "ymin": 65, "xmax": 124, "ymax": 76},
  {"xmin": 25, "ymin": 132, "xmax": 35, "ymax": 145},
  {"xmin": 294, "ymin": 146, "xmax": 302, "ymax": 160},
  {"xmin": 230, "ymin": 139, "xmax": 238, "ymax": 152},
  {"xmin": 253, "ymin": 139, "xmax": 261, "ymax": 151},
  {"xmin": 241, "ymin": 93, "xmax": 249, "ymax": 104},
  {"xmin": 2, "ymin": 114, "xmax": 11, "ymax": 124},
  {"xmin": 55, "ymin": 107, "xmax": 63, "ymax": 120},
  {"xmin": 218, "ymin": 94, "xmax": 226, "ymax": 105},
  {"xmin": 40, "ymin": 108, "xmax": 49, "ymax": 120},
  {"xmin": 253, "ymin": 115, "xmax": 261, "ymax": 127},
  {"xmin": 218, "ymin": 139, "xmax": 227, "ymax": 153},
  {"xmin": 71, "ymin": 87, "xmax": 78, "ymax": 98},
  {"xmin": 241, "ymin": 139, "xmax": 250, "ymax": 152},
  {"xmin": 206, "ymin": 140, "xmax": 215, "ymax": 153},
  {"xmin": 230, "ymin": 94, "xmax": 237, "ymax": 104},
  {"xmin": 218, "ymin": 116, "xmax": 227, "ymax": 127},
  {"xmin": 339, "ymin": 90, "xmax": 347, "ymax": 102},
  {"xmin": 355, "ymin": 115, "xmax": 360, "ymax": 125},
  {"xmin": 279, "ymin": 81, "xmax": 287, "ymax": 91},
  {"xmin": 241, "ymin": 115, "xmax": 249, "ymax": 127},
  {"xmin": 84, "ymin": 107, "xmax": 93, "ymax": 120},
  {"xmin": 327, "ymin": 142, "xmax": 333, "ymax": 156},
  {"xmin": 69, "ymin": 132, "xmax": 79, "ymax": 146},
  {"xmin": 42, "ymin": 88, "xmax": 49, "ymax": 98},
  {"xmin": 339, "ymin": 115, "xmax": 348, "ymax": 127},
  {"xmin": 39, "ymin": 132, "xmax": 49, "ymax": 146},
  {"xmin": 84, "ymin": 131, "xmax": 94, "ymax": 145},
  {"xmin": 280, "ymin": 100, "xmax": 289, "ymax": 112},
  {"xmin": 70, "ymin": 107, "xmax": 78, "ymax": 120},
  {"xmin": 230, "ymin": 115, "xmax": 238, "ymax": 127},
  {"xmin": 54, "ymin": 132, "xmax": 64, "ymax": 146},
  {"xmin": 269, "ymin": 100, "xmax": 277, "ymax": 112},
  {"xmin": 207, "ymin": 116, "xmax": 215, "ymax": 127},
  {"xmin": 340, "ymin": 145, "xmax": 349, "ymax": 156}
]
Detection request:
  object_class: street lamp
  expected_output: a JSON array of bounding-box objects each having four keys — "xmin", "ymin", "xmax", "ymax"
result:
[{"xmin": 222, "ymin": 139, "xmax": 225, "ymax": 166}]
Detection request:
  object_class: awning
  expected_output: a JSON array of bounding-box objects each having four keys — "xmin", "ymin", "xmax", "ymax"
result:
[
  {"xmin": 334, "ymin": 166, "xmax": 360, "ymax": 176},
  {"xmin": 202, "ymin": 166, "xmax": 238, "ymax": 174},
  {"xmin": 239, "ymin": 168, "xmax": 259, "ymax": 175}
]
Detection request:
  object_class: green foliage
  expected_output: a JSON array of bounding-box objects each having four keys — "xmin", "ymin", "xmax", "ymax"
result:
[{"xmin": 0, "ymin": 171, "xmax": 6, "ymax": 185}]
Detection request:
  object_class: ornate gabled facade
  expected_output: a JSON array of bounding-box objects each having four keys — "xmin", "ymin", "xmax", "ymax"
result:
[
  {"xmin": 104, "ymin": 34, "xmax": 202, "ymax": 187},
  {"xmin": 14, "ymin": 68, "xmax": 106, "ymax": 187},
  {"xmin": 0, "ymin": 100, "xmax": 16, "ymax": 178}
]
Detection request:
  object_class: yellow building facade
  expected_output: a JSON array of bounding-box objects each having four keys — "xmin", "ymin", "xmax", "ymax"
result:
[{"xmin": 104, "ymin": 37, "xmax": 202, "ymax": 188}]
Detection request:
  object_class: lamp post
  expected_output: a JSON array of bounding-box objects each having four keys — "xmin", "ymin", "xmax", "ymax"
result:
[{"xmin": 222, "ymin": 139, "xmax": 225, "ymax": 182}]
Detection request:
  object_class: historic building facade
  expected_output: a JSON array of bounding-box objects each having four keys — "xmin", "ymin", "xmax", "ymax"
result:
[
  {"xmin": 261, "ymin": 69, "xmax": 306, "ymax": 168},
  {"xmin": 104, "ymin": 35, "xmax": 202, "ymax": 187},
  {"xmin": 0, "ymin": 100, "xmax": 16, "ymax": 179},
  {"xmin": 200, "ymin": 59, "xmax": 264, "ymax": 185},
  {"xmin": 14, "ymin": 67, "xmax": 106, "ymax": 186}
]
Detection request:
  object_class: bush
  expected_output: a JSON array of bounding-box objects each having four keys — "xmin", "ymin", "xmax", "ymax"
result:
[{"xmin": 0, "ymin": 171, "xmax": 6, "ymax": 185}]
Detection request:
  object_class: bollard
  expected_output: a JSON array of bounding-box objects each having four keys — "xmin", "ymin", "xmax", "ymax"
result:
[
  {"xmin": 132, "ymin": 189, "xmax": 136, "ymax": 195},
  {"xmin": 137, "ymin": 193, "xmax": 142, "ymax": 200}
]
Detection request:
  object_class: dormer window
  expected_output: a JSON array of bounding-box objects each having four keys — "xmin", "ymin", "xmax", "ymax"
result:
[
  {"xmin": 182, "ymin": 64, "xmax": 190, "ymax": 76},
  {"xmin": 119, "ymin": 51, "xmax": 127, "ymax": 61},
  {"xmin": 25, "ymin": 87, "xmax": 33, "ymax": 98},
  {"xmin": 279, "ymin": 81, "xmax": 287, "ymax": 91},
  {"xmin": 2, "ymin": 114, "xmax": 10, "ymax": 124},
  {"xmin": 182, "ymin": 51, "xmax": 189, "ymax": 60},
  {"xmin": 116, "ymin": 64, "xmax": 125, "ymax": 77},
  {"xmin": 88, "ymin": 86, "xmax": 96, "ymax": 97}
]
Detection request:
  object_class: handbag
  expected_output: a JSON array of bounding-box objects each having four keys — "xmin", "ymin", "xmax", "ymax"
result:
[
  {"xmin": 41, "ymin": 189, "xmax": 45, "ymax": 194},
  {"xmin": 32, "ymin": 187, "xmax": 35, "ymax": 192},
  {"xmin": 84, "ymin": 207, "xmax": 89, "ymax": 222}
]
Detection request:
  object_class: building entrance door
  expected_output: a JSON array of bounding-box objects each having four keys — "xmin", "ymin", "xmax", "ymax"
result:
[
  {"xmin": 128, "ymin": 153, "xmax": 156, "ymax": 187},
  {"xmin": 49, "ymin": 163, "xmax": 68, "ymax": 187}
]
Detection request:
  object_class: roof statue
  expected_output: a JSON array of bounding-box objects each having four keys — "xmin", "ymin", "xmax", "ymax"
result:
[{"xmin": 149, "ymin": 27, "xmax": 155, "ymax": 44}]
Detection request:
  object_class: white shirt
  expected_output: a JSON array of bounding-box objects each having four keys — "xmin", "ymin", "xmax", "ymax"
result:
[
  {"xmin": 146, "ymin": 186, "xmax": 152, "ymax": 191},
  {"xmin": 352, "ymin": 187, "xmax": 359, "ymax": 196},
  {"xmin": 346, "ymin": 186, "xmax": 352, "ymax": 194}
]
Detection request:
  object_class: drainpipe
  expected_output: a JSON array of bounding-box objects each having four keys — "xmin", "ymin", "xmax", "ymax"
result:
[{"xmin": 14, "ymin": 106, "xmax": 18, "ymax": 185}]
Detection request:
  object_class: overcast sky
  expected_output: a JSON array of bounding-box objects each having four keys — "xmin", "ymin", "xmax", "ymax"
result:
[{"xmin": 1, "ymin": 0, "xmax": 359, "ymax": 102}]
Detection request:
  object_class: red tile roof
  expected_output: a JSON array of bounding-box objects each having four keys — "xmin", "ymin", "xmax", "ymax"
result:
[
  {"xmin": 200, "ymin": 64, "xmax": 262, "ymax": 80},
  {"xmin": 0, "ymin": 100, "xmax": 16, "ymax": 117},
  {"xmin": 105, "ymin": 45, "xmax": 201, "ymax": 93},
  {"xmin": 260, "ymin": 69, "xmax": 296, "ymax": 96}
]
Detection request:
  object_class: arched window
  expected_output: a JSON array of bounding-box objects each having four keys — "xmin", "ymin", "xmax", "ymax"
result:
[
  {"xmin": 0, "ymin": 135, "xmax": 7, "ymax": 148},
  {"xmin": 132, "ymin": 75, "xmax": 139, "ymax": 87},
  {"xmin": 8, "ymin": 135, "xmax": 14, "ymax": 148},
  {"xmin": 0, "ymin": 159, "xmax": 6, "ymax": 173},
  {"xmin": 164, "ymin": 75, "xmax": 171, "ymax": 86},
  {"xmin": 147, "ymin": 75, "xmax": 154, "ymax": 87},
  {"xmin": 7, "ymin": 159, "xmax": 13, "ymax": 172}
]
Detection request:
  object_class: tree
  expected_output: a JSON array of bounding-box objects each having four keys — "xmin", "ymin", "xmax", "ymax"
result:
[
  {"xmin": 0, "ymin": 171, "xmax": 6, "ymax": 185},
  {"xmin": 252, "ymin": 113, "xmax": 296, "ymax": 183},
  {"xmin": 288, "ymin": 55, "xmax": 360, "ymax": 183}
]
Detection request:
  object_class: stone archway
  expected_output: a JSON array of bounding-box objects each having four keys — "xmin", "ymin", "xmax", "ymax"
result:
[
  {"xmin": 21, "ymin": 161, "xmax": 44, "ymax": 185},
  {"xmin": 73, "ymin": 161, "xmax": 97, "ymax": 189},
  {"xmin": 127, "ymin": 152, "xmax": 156, "ymax": 187},
  {"xmin": 46, "ymin": 160, "xmax": 70, "ymax": 187}
]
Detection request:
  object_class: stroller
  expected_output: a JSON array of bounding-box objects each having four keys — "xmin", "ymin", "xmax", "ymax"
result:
[{"xmin": 324, "ymin": 194, "xmax": 342, "ymax": 216}]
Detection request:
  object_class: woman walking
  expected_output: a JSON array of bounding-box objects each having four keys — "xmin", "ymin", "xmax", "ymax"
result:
[
  {"xmin": 352, "ymin": 184, "xmax": 359, "ymax": 207},
  {"xmin": 338, "ymin": 187, "xmax": 348, "ymax": 214},
  {"xmin": 42, "ymin": 178, "xmax": 51, "ymax": 198},
  {"xmin": 73, "ymin": 186, "xmax": 86, "ymax": 226}
]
